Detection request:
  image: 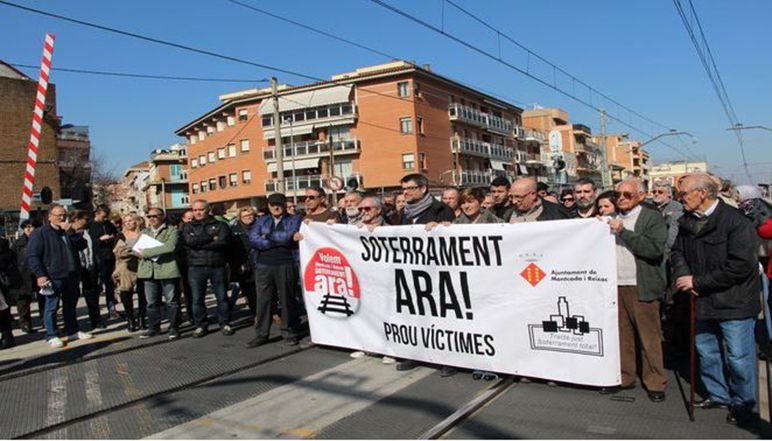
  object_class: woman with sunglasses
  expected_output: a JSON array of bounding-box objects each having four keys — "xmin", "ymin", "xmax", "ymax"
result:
[
  {"xmin": 560, "ymin": 189, "xmax": 577, "ymax": 215},
  {"xmin": 112, "ymin": 213, "xmax": 147, "ymax": 332}
]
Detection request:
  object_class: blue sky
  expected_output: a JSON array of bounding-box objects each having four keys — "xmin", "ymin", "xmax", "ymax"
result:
[{"xmin": 1, "ymin": 0, "xmax": 770, "ymax": 184}]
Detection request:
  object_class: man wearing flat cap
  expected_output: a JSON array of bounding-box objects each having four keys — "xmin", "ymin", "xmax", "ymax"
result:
[{"xmin": 247, "ymin": 193, "xmax": 304, "ymax": 347}]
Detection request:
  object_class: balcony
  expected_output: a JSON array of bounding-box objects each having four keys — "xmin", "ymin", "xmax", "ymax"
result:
[
  {"xmin": 451, "ymin": 138, "xmax": 514, "ymax": 161},
  {"xmin": 487, "ymin": 114, "xmax": 513, "ymax": 136},
  {"xmin": 514, "ymin": 127, "xmax": 545, "ymax": 143},
  {"xmin": 458, "ymin": 170, "xmax": 495, "ymax": 186},
  {"xmin": 263, "ymin": 139, "xmax": 360, "ymax": 161},
  {"xmin": 448, "ymin": 103, "xmax": 488, "ymax": 128},
  {"xmin": 265, "ymin": 173, "xmax": 363, "ymax": 194},
  {"xmin": 572, "ymin": 124, "xmax": 592, "ymax": 136},
  {"xmin": 448, "ymin": 103, "xmax": 513, "ymax": 135}
]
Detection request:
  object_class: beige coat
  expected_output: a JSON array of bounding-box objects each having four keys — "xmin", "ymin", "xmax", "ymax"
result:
[{"xmin": 112, "ymin": 235, "xmax": 139, "ymax": 293}]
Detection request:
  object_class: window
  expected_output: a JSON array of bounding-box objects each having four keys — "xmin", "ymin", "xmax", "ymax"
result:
[
  {"xmin": 198, "ymin": 130, "xmax": 206, "ymax": 141},
  {"xmin": 216, "ymin": 121, "xmax": 225, "ymax": 132},
  {"xmin": 208, "ymin": 152, "xmax": 216, "ymax": 162},
  {"xmin": 200, "ymin": 181, "xmax": 208, "ymax": 192},
  {"xmin": 189, "ymin": 135, "xmax": 197, "ymax": 145},
  {"xmin": 218, "ymin": 176, "xmax": 226, "ymax": 189},
  {"xmin": 414, "ymin": 82, "xmax": 421, "ymax": 97},
  {"xmin": 341, "ymin": 103, "xmax": 353, "ymax": 114},
  {"xmin": 191, "ymin": 158, "xmax": 198, "ymax": 168},
  {"xmin": 199, "ymin": 155, "xmax": 206, "ymax": 166},
  {"xmin": 229, "ymin": 173, "xmax": 238, "ymax": 187},
  {"xmin": 170, "ymin": 165, "xmax": 183, "ymax": 180},
  {"xmin": 329, "ymin": 105, "xmax": 341, "ymax": 117},
  {"xmin": 317, "ymin": 107, "xmax": 328, "ymax": 118},
  {"xmin": 191, "ymin": 183, "xmax": 199, "ymax": 194},
  {"xmin": 397, "ymin": 81, "xmax": 410, "ymax": 97},
  {"xmin": 238, "ymin": 108, "xmax": 248, "ymax": 122},
  {"xmin": 227, "ymin": 115, "xmax": 235, "ymax": 126},
  {"xmin": 402, "ymin": 153, "xmax": 415, "ymax": 170},
  {"xmin": 240, "ymin": 139, "xmax": 250, "ymax": 152},
  {"xmin": 262, "ymin": 115, "xmax": 273, "ymax": 127},
  {"xmin": 400, "ymin": 117, "xmax": 413, "ymax": 134},
  {"xmin": 419, "ymin": 152, "xmax": 427, "ymax": 170},
  {"xmin": 329, "ymin": 126, "xmax": 350, "ymax": 141},
  {"xmin": 242, "ymin": 170, "xmax": 252, "ymax": 184},
  {"xmin": 306, "ymin": 109, "xmax": 316, "ymax": 120},
  {"xmin": 206, "ymin": 125, "xmax": 214, "ymax": 134},
  {"xmin": 209, "ymin": 178, "xmax": 217, "ymax": 190},
  {"xmin": 416, "ymin": 116, "xmax": 424, "ymax": 134},
  {"xmin": 217, "ymin": 147, "xmax": 226, "ymax": 159},
  {"xmin": 228, "ymin": 143, "xmax": 236, "ymax": 157},
  {"xmin": 294, "ymin": 111, "xmax": 305, "ymax": 122}
]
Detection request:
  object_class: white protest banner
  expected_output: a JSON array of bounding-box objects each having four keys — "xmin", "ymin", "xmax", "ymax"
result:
[{"xmin": 299, "ymin": 218, "xmax": 620, "ymax": 387}]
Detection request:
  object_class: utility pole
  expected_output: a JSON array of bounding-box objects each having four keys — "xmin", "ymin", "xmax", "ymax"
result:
[
  {"xmin": 598, "ymin": 109, "xmax": 611, "ymax": 189},
  {"xmin": 271, "ymin": 77, "xmax": 284, "ymax": 193},
  {"xmin": 328, "ymin": 123, "xmax": 337, "ymax": 206}
]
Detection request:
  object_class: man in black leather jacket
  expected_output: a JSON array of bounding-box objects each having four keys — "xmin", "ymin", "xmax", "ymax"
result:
[{"xmin": 181, "ymin": 200, "xmax": 233, "ymax": 338}]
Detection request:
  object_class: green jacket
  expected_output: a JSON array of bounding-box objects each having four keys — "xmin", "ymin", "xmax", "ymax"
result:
[
  {"xmin": 137, "ymin": 224, "xmax": 180, "ymax": 280},
  {"xmin": 617, "ymin": 205, "xmax": 668, "ymax": 301}
]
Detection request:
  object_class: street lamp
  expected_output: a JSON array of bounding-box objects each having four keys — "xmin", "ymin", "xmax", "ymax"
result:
[
  {"xmin": 726, "ymin": 123, "xmax": 772, "ymax": 133},
  {"xmin": 638, "ymin": 129, "xmax": 695, "ymax": 148}
]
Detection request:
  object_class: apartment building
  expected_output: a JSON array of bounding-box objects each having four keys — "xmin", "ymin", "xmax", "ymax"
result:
[
  {"xmin": 600, "ymin": 134, "xmax": 651, "ymax": 188},
  {"xmin": 649, "ymin": 161, "xmax": 708, "ymax": 187},
  {"xmin": 175, "ymin": 61, "xmax": 546, "ymax": 211},
  {"xmin": 110, "ymin": 161, "xmax": 150, "ymax": 215},
  {"xmin": 145, "ymin": 143, "xmax": 190, "ymax": 215},
  {"xmin": 0, "ymin": 60, "xmax": 61, "ymax": 220},
  {"xmin": 57, "ymin": 124, "xmax": 92, "ymax": 204},
  {"xmin": 522, "ymin": 108, "xmax": 603, "ymax": 186}
]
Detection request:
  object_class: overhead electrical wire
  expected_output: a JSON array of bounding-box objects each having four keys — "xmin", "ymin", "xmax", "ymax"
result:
[
  {"xmin": 1, "ymin": 0, "xmax": 693, "ymax": 162},
  {"xmin": 10, "ymin": 63, "xmax": 269, "ymax": 83},
  {"xmin": 672, "ymin": 0, "xmax": 752, "ymax": 181},
  {"xmin": 366, "ymin": 0, "xmax": 695, "ymax": 161}
]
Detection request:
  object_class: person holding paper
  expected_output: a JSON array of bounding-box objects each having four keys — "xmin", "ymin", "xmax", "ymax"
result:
[
  {"xmin": 136, "ymin": 208, "xmax": 181, "ymax": 340},
  {"xmin": 112, "ymin": 213, "xmax": 146, "ymax": 332}
]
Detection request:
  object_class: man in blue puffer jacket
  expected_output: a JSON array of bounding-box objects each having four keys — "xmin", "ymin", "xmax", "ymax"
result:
[{"xmin": 246, "ymin": 193, "xmax": 303, "ymax": 348}]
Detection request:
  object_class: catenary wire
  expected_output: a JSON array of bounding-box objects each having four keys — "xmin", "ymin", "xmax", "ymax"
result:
[
  {"xmin": 366, "ymin": 0, "xmax": 695, "ymax": 161},
  {"xmin": 10, "ymin": 63, "xmax": 269, "ymax": 83}
]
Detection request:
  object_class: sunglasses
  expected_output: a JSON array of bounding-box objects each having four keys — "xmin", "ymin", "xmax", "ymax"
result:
[
  {"xmin": 615, "ymin": 191, "xmax": 636, "ymax": 199},
  {"xmin": 358, "ymin": 206, "xmax": 376, "ymax": 212},
  {"xmin": 304, "ymin": 195, "xmax": 319, "ymax": 200},
  {"xmin": 561, "ymin": 198, "xmax": 574, "ymax": 202},
  {"xmin": 146, "ymin": 214, "xmax": 160, "ymax": 219}
]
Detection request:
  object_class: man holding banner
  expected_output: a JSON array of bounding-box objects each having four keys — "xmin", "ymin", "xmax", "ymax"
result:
[
  {"xmin": 603, "ymin": 178, "xmax": 668, "ymax": 402},
  {"xmin": 396, "ymin": 173, "xmax": 456, "ymax": 376}
]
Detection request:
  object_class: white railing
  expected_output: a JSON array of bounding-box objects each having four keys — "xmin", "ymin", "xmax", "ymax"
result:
[
  {"xmin": 452, "ymin": 138, "xmax": 514, "ymax": 161},
  {"xmin": 448, "ymin": 103, "xmax": 514, "ymax": 134},
  {"xmin": 263, "ymin": 138, "xmax": 360, "ymax": 161},
  {"xmin": 265, "ymin": 173, "xmax": 363, "ymax": 193}
]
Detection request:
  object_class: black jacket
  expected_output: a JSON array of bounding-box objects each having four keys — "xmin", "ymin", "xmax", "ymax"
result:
[
  {"xmin": 10, "ymin": 234, "xmax": 34, "ymax": 295},
  {"xmin": 492, "ymin": 203, "xmax": 514, "ymax": 222},
  {"xmin": 181, "ymin": 217, "xmax": 231, "ymax": 267},
  {"xmin": 670, "ymin": 200, "xmax": 761, "ymax": 320},
  {"xmin": 88, "ymin": 220, "xmax": 118, "ymax": 262},
  {"xmin": 400, "ymin": 198, "xmax": 456, "ymax": 225},
  {"xmin": 229, "ymin": 221, "xmax": 255, "ymax": 278},
  {"xmin": 537, "ymin": 199, "xmax": 571, "ymax": 221},
  {"xmin": 26, "ymin": 224, "xmax": 86, "ymax": 280}
]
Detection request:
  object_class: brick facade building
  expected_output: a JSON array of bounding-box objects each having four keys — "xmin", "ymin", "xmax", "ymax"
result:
[
  {"xmin": 176, "ymin": 61, "xmax": 551, "ymax": 212},
  {"xmin": 0, "ymin": 61, "xmax": 61, "ymax": 223}
]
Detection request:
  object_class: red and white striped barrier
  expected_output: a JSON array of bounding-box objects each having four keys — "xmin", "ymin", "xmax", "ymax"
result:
[{"xmin": 19, "ymin": 33, "xmax": 56, "ymax": 221}]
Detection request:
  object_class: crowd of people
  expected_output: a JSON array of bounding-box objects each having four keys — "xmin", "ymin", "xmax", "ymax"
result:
[{"xmin": 0, "ymin": 171, "xmax": 769, "ymax": 426}]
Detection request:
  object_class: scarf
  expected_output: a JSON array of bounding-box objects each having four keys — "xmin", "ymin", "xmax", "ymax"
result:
[{"xmin": 402, "ymin": 193, "xmax": 434, "ymax": 223}]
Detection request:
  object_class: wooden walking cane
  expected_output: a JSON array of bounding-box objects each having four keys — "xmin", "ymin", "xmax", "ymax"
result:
[{"xmin": 689, "ymin": 289, "xmax": 697, "ymax": 422}]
